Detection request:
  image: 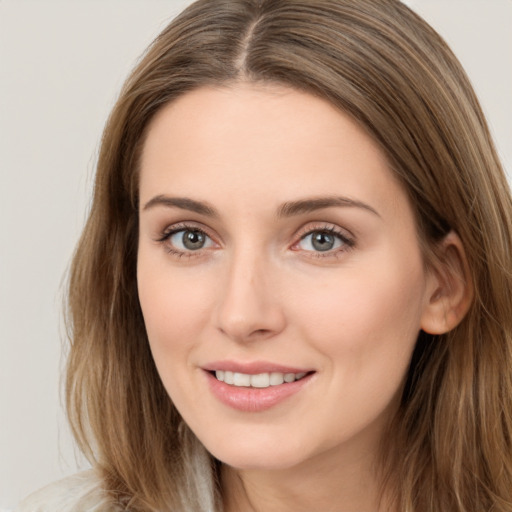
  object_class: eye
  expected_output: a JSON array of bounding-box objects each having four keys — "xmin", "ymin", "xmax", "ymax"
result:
[
  {"xmin": 295, "ymin": 227, "xmax": 354, "ymax": 254},
  {"xmin": 167, "ymin": 228, "xmax": 215, "ymax": 252}
]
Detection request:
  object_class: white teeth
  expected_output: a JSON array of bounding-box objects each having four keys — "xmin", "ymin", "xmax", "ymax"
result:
[
  {"xmin": 269, "ymin": 372, "xmax": 284, "ymax": 385},
  {"xmin": 233, "ymin": 372, "xmax": 251, "ymax": 386},
  {"xmin": 214, "ymin": 370, "xmax": 308, "ymax": 388},
  {"xmin": 250, "ymin": 373, "xmax": 270, "ymax": 388}
]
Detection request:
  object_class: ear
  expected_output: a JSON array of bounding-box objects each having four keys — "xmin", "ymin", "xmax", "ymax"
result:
[{"xmin": 420, "ymin": 231, "xmax": 474, "ymax": 335}]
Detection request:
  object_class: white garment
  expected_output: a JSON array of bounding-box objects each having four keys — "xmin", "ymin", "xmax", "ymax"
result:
[{"xmin": 15, "ymin": 471, "xmax": 122, "ymax": 512}]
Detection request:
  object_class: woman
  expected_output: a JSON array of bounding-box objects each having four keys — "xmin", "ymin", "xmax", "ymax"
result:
[{"xmin": 17, "ymin": 0, "xmax": 512, "ymax": 511}]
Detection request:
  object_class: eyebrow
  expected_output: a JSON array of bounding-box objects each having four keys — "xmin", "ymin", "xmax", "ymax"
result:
[
  {"xmin": 142, "ymin": 195, "xmax": 218, "ymax": 217},
  {"xmin": 142, "ymin": 194, "xmax": 379, "ymax": 218},
  {"xmin": 277, "ymin": 196, "xmax": 380, "ymax": 218}
]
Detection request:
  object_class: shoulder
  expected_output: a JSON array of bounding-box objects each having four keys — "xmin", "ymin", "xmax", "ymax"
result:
[{"xmin": 15, "ymin": 470, "xmax": 123, "ymax": 512}]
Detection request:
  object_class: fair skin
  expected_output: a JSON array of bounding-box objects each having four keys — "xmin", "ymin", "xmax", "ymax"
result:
[{"xmin": 137, "ymin": 83, "xmax": 466, "ymax": 512}]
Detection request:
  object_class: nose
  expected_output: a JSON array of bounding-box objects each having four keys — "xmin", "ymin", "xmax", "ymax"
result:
[{"xmin": 214, "ymin": 250, "xmax": 286, "ymax": 343}]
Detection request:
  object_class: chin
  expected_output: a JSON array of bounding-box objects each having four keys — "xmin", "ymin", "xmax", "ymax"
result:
[{"xmin": 200, "ymin": 430, "xmax": 314, "ymax": 471}]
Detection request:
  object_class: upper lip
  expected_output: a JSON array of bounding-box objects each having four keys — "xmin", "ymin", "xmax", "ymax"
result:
[{"xmin": 202, "ymin": 360, "xmax": 313, "ymax": 374}]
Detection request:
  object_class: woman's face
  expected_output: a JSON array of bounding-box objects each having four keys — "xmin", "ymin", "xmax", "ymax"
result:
[{"xmin": 137, "ymin": 83, "xmax": 437, "ymax": 471}]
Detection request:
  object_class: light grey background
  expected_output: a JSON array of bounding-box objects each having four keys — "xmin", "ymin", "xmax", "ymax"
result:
[{"xmin": 1, "ymin": 1, "xmax": 511, "ymax": 509}]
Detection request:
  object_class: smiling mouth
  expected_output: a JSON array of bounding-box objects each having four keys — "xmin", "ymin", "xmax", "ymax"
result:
[
  {"xmin": 206, "ymin": 368, "xmax": 315, "ymax": 412},
  {"xmin": 212, "ymin": 370, "xmax": 310, "ymax": 388}
]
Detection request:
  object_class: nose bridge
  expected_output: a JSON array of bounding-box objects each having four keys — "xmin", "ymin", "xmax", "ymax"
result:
[{"xmin": 216, "ymin": 243, "xmax": 285, "ymax": 342}]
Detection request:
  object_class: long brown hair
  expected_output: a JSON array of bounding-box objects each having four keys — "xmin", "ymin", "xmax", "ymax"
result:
[{"xmin": 66, "ymin": 1, "xmax": 512, "ymax": 510}]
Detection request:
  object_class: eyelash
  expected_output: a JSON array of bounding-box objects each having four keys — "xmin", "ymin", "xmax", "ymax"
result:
[
  {"xmin": 293, "ymin": 224, "xmax": 355, "ymax": 258},
  {"xmin": 156, "ymin": 222, "xmax": 355, "ymax": 259},
  {"xmin": 156, "ymin": 222, "xmax": 214, "ymax": 259}
]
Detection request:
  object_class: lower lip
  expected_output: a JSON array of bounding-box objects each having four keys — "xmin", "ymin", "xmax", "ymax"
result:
[{"xmin": 205, "ymin": 371, "xmax": 314, "ymax": 412}]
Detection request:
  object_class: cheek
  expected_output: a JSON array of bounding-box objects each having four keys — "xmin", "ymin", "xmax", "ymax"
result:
[
  {"xmin": 295, "ymin": 254, "xmax": 427, "ymax": 377},
  {"xmin": 137, "ymin": 255, "xmax": 214, "ymax": 364},
  {"xmin": 283, "ymin": 256, "xmax": 428, "ymax": 445},
  {"xmin": 137, "ymin": 263, "xmax": 217, "ymax": 412}
]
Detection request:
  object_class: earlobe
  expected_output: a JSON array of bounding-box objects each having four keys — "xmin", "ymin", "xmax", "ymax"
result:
[{"xmin": 420, "ymin": 231, "xmax": 474, "ymax": 335}]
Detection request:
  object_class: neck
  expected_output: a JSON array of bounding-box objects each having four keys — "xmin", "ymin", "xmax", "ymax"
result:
[{"xmin": 221, "ymin": 440, "xmax": 393, "ymax": 512}]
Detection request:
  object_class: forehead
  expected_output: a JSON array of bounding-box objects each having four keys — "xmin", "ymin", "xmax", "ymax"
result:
[{"xmin": 139, "ymin": 83, "xmax": 408, "ymax": 221}]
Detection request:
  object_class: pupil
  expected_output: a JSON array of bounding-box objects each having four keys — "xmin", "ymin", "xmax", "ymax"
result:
[
  {"xmin": 312, "ymin": 232, "xmax": 334, "ymax": 251},
  {"xmin": 183, "ymin": 230, "xmax": 205, "ymax": 250}
]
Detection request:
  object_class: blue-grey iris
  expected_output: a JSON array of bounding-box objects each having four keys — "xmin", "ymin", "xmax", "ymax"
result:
[
  {"xmin": 312, "ymin": 232, "xmax": 335, "ymax": 251},
  {"xmin": 183, "ymin": 230, "xmax": 206, "ymax": 250}
]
